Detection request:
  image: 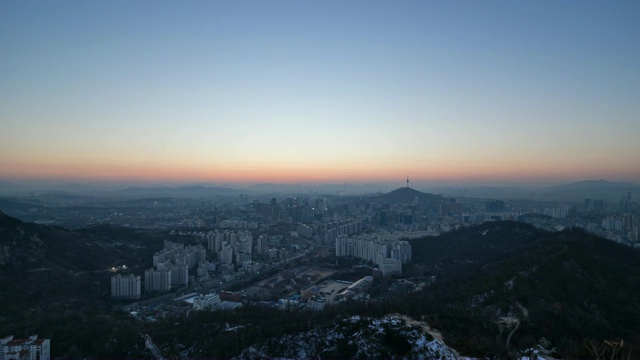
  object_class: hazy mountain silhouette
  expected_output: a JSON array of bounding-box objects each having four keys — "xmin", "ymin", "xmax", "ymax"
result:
[
  {"xmin": 544, "ymin": 179, "xmax": 640, "ymax": 191},
  {"xmin": 375, "ymin": 187, "xmax": 444, "ymax": 203},
  {"xmin": 0, "ymin": 181, "xmax": 26, "ymax": 194},
  {"xmin": 117, "ymin": 185, "xmax": 243, "ymax": 198},
  {"xmin": 244, "ymin": 183, "xmax": 393, "ymax": 195},
  {"xmin": 541, "ymin": 179, "xmax": 640, "ymax": 201},
  {"xmin": 426, "ymin": 185, "xmax": 535, "ymax": 199}
]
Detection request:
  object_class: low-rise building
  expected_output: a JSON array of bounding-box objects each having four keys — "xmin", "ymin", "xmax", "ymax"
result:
[
  {"xmin": 1, "ymin": 335, "xmax": 50, "ymax": 360},
  {"xmin": 307, "ymin": 295, "xmax": 326, "ymax": 311},
  {"xmin": 193, "ymin": 293, "xmax": 221, "ymax": 310}
]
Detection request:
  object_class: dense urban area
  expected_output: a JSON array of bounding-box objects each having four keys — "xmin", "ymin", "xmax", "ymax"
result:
[{"xmin": 1, "ymin": 180, "xmax": 639, "ymax": 359}]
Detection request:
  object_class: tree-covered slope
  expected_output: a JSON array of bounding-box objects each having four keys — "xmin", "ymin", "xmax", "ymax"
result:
[
  {"xmin": 0, "ymin": 211, "xmax": 164, "ymax": 358},
  {"xmin": 408, "ymin": 221, "xmax": 640, "ymax": 358}
]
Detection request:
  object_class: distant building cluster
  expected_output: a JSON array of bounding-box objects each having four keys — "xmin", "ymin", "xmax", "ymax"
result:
[
  {"xmin": 485, "ymin": 200, "xmax": 505, "ymax": 212},
  {"xmin": 601, "ymin": 214, "xmax": 640, "ymax": 242},
  {"xmin": 541, "ymin": 205, "xmax": 576, "ymax": 219},
  {"xmin": 207, "ymin": 230, "xmax": 253, "ymax": 266},
  {"xmin": 335, "ymin": 232, "xmax": 412, "ymax": 276},
  {"xmin": 296, "ymin": 224, "xmax": 313, "ymax": 239},
  {"xmin": 1, "ymin": 335, "xmax": 50, "ymax": 360},
  {"xmin": 218, "ymin": 219, "xmax": 258, "ymax": 229},
  {"xmin": 111, "ymin": 240, "xmax": 210, "ymax": 299},
  {"xmin": 147, "ymin": 240, "xmax": 208, "ymax": 291},
  {"xmin": 320, "ymin": 218, "xmax": 368, "ymax": 244}
]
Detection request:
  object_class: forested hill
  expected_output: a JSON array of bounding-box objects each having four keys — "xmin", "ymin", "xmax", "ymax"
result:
[
  {"xmin": 0, "ymin": 210, "xmax": 162, "ymax": 272},
  {"xmin": 0, "ymin": 210, "xmax": 164, "ymax": 355},
  {"xmin": 408, "ymin": 221, "xmax": 640, "ymax": 358},
  {"xmin": 375, "ymin": 187, "xmax": 443, "ymax": 203}
]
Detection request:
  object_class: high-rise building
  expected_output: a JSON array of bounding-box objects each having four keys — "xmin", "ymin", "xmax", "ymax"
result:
[
  {"xmin": 111, "ymin": 274, "xmax": 141, "ymax": 299},
  {"xmin": 144, "ymin": 268, "xmax": 171, "ymax": 293},
  {"xmin": 170, "ymin": 263, "xmax": 189, "ymax": 286},
  {"xmin": 220, "ymin": 242, "xmax": 234, "ymax": 265},
  {"xmin": 486, "ymin": 200, "xmax": 505, "ymax": 212},
  {"xmin": 256, "ymin": 234, "xmax": 268, "ymax": 256}
]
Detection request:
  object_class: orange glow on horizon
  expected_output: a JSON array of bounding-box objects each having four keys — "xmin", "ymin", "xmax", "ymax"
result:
[{"xmin": 2, "ymin": 157, "xmax": 639, "ymax": 185}]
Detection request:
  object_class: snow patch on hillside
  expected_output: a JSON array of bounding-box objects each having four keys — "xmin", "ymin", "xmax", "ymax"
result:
[{"xmin": 236, "ymin": 314, "xmax": 461, "ymax": 359}]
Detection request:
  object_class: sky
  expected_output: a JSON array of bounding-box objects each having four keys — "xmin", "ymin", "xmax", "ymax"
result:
[{"xmin": 1, "ymin": 0, "xmax": 639, "ymax": 187}]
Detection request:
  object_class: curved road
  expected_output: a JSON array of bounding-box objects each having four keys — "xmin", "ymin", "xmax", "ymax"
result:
[
  {"xmin": 506, "ymin": 319, "xmax": 520, "ymax": 354},
  {"xmin": 142, "ymin": 333, "xmax": 166, "ymax": 360}
]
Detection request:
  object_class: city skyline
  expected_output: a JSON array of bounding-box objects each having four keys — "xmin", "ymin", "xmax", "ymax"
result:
[{"xmin": 2, "ymin": 1, "xmax": 639, "ymax": 186}]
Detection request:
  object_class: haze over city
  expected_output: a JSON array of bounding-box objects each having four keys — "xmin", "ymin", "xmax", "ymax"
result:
[{"xmin": 1, "ymin": 1, "xmax": 639, "ymax": 186}]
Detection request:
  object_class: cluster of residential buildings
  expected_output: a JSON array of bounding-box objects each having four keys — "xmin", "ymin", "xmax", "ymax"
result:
[
  {"xmin": 318, "ymin": 218, "xmax": 368, "ymax": 244},
  {"xmin": 147, "ymin": 240, "xmax": 207, "ymax": 290},
  {"xmin": 207, "ymin": 230, "xmax": 254, "ymax": 266},
  {"xmin": 145, "ymin": 240, "xmax": 210, "ymax": 293},
  {"xmin": 1, "ymin": 335, "xmax": 50, "ymax": 360},
  {"xmin": 111, "ymin": 240, "xmax": 210, "ymax": 299},
  {"xmin": 601, "ymin": 214, "xmax": 640, "ymax": 241},
  {"xmin": 218, "ymin": 219, "xmax": 258, "ymax": 229},
  {"xmin": 335, "ymin": 232, "xmax": 412, "ymax": 276}
]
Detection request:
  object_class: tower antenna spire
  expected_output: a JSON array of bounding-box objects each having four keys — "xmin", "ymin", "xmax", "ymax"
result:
[{"xmin": 406, "ymin": 176, "xmax": 409, "ymax": 188}]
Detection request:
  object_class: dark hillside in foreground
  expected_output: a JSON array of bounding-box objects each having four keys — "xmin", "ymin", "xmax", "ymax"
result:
[
  {"xmin": 408, "ymin": 221, "xmax": 640, "ymax": 358},
  {"xmin": 0, "ymin": 211, "xmax": 162, "ymax": 272},
  {"xmin": 0, "ymin": 211, "xmax": 164, "ymax": 357},
  {"xmin": 2, "ymin": 212, "xmax": 639, "ymax": 359}
]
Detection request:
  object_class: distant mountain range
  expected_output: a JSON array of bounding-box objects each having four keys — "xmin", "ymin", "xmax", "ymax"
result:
[
  {"xmin": 1, "ymin": 179, "xmax": 639, "ymax": 201},
  {"xmin": 116, "ymin": 185, "xmax": 243, "ymax": 198},
  {"xmin": 538, "ymin": 179, "xmax": 640, "ymax": 201},
  {"xmin": 425, "ymin": 185, "xmax": 537, "ymax": 199},
  {"xmin": 545, "ymin": 179, "xmax": 640, "ymax": 191},
  {"xmin": 244, "ymin": 183, "xmax": 394, "ymax": 195},
  {"xmin": 427, "ymin": 179, "xmax": 640, "ymax": 201}
]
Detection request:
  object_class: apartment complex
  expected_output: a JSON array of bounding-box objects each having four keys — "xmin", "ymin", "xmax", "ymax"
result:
[
  {"xmin": 1, "ymin": 335, "xmax": 50, "ymax": 360},
  {"xmin": 111, "ymin": 274, "xmax": 141, "ymax": 299},
  {"xmin": 335, "ymin": 232, "xmax": 412, "ymax": 276}
]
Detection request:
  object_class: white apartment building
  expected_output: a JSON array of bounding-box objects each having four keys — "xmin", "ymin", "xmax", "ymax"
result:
[
  {"xmin": 111, "ymin": 274, "xmax": 141, "ymax": 299},
  {"xmin": 171, "ymin": 263, "xmax": 189, "ymax": 286},
  {"xmin": 144, "ymin": 268, "xmax": 171, "ymax": 293},
  {"xmin": 335, "ymin": 232, "xmax": 412, "ymax": 276}
]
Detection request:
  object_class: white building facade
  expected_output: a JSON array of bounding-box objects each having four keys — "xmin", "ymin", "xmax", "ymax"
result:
[{"xmin": 1, "ymin": 336, "xmax": 50, "ymax": 360}]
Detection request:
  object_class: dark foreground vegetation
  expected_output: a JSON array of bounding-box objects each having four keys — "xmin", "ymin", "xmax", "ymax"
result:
[{"xmin": 1, "ymin": 211, "xmax": 639, "ymax": 359}]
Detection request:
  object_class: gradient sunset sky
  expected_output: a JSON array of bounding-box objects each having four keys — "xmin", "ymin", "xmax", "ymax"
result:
[{"xmin": 1, "ymin": 1, "xmax": 639, "ymax": 186}]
